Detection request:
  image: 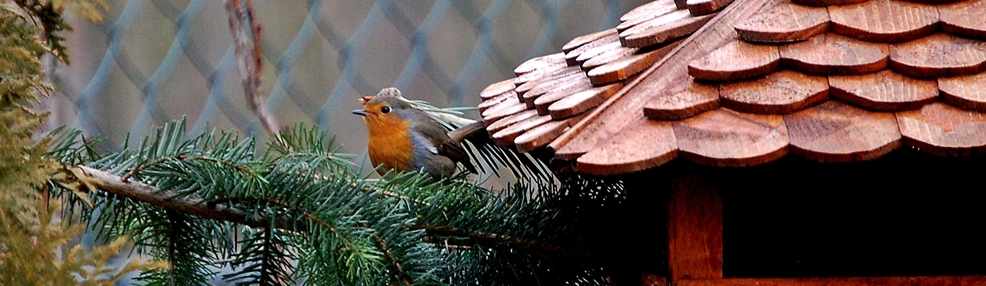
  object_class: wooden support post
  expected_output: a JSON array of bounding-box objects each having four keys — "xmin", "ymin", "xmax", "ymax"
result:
[{"xmin": 668, "ymin": 176, "xmax": 723, "ymax": 282}]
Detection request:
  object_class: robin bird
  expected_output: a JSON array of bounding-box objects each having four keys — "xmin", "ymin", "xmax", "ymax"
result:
[{"xmin": 352, "ymin": 87, "xmax": 485, "ymax": 180}]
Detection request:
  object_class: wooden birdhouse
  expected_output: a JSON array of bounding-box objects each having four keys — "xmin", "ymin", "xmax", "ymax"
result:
[{"xmin": 477, "ymin": 0, "xmax": 986, "ymax": 284}]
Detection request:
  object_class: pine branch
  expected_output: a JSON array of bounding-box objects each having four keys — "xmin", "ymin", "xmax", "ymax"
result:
[{"xmin": 65, "ymin": 165, "xmax": 276, "ymax": 230}]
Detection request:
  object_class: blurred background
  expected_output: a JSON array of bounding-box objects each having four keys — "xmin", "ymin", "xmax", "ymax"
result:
[{"xmin": 44, "ymin": 0, "xmax": 649, "ymax": 176}]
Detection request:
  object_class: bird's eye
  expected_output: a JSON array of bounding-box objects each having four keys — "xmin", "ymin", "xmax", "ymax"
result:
[{"xmin": 381, "ymin": 106, "xmax": 391, "ymax": 114}]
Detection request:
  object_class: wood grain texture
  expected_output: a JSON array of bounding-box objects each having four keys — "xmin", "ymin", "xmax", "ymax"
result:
[
  {"xmin": 562, "ymin": 28, "xmax": 617, "ymax": 53},
  {"xmin": 582, "ymin": 46, "xmax": 640, "ymax": 70},
  {"xmin": 734, "ymin": 2, "xmax": 829, "ymax": 43},
  {"xmin": 482, "ymin": 100, "xmax": 529, "ymax": 127},
  {"xmin": 688, "ymin": 40, "xmax": 780, "ymax": 81},
  {"xmin": 620, "ymin": 9, "xmax": 693, "ymax": 46},
  {"xmin": 783, "ymin": 100, "xmax": 901, "ymax": 162},
  {"xmin": 576, "ymin": 120, "xmax": 678, "ymax": 175},
  {"xmin": 676, "ymin": 276, "xmax": 986, "ymax": 286},
  {"xmin": 889, "ymin": 33, "xmax": 986, "ymax": 78},
  {"xmin": 587, "ymin": 45, "xmax": 675, "ymax": 85},
  {"xmin": 522, "ymin": 74, "xmax": 592, "ymax": 108},
  {"xmin": 565, "ymin": 41, "xmax": 624, "ymax": 66},
  {"xmin": 673, "ymin": 108, "xmax": 789, "ymax": 167},
  {"xmin": 486, "ymin": 109, "xmax": 539, "ymax": 134},
  {"xmin": 513, "ymin": 52, "xmax": 566, "ymax": 77},
  {"xmin": 668, "ymin": 176, "xmax": 723, "ymax": 280},
  {"xmin": 551, "ymin": 0, "xmax": 783, "ymax": 161},
  {"xmin": 828, "ymin": 0, "xmax": 938, "ymax": 43},
  {"xmin": 897, "ymin": 102, "xmax": 986, "ymax": 157},
  {"xmin": 687, "ymin": 0, "xmax": 734, "ymax": 15},
  {"xmin": 491, "ymin": 114, "xmax": 553, "ymax": 146},
  {"xmin": 790, "ymin": 0, "xmax": 868, "ymax": 7},
  {"xmin": 547, "ymin": 83, "xmax": 624, "ymax": 120},
  {"xmin": 478, "ymin": 89, "xmax": 516, "ymax": 113},
  {"xmin": 829, "ymin": 70, "xmax": 938, "ymax": 111},
  {"xmin": 574, "ymin": 42, "xmax": 627, "ymax": 66},
  {"xmin": 718, "ymin": 70, "xmax": 829, "ymax": 114},
  {"xmin": 515, "ymin": 66, "xmax": 582, "ymax": 98},
  {"xmin": 480, "ymin": 78, "xmax": 516, "ymax": 100},
  {"xmin": 515, "ymin": 118, "xmax": 575, "ymax": 152},
  {"xmin": 939, "ymin": 0, "xmax": 986, "ymax": 40},
  {"xmin": 622, "ymin": 13, "xmax": 715, "ymax": 48},
  {"xmin": 939, "ymin": 72, "xmax": 986, "ymax": 112},
  {"xmin": 644, "ymin": 79, "xmax": 720, "ymax": 120},
  {"xmin": 533, "ymin": 80, "xmax": 594, "ymax": 114},
  {"xmin": 564, "ymin": 31, "xmax": 620, "ymax": 66},
  {"xmin": 778, "ymin": 33, "xmax": 889, "ymax": 75},
  {"xmin": 618, "ymin": 0, "xmax": 681, "ymax": 31}
]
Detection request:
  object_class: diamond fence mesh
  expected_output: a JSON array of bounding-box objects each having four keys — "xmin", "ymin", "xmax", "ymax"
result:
[{"xmin": 44, "ymin": 0, "xmax": 649, "ymax": 174}]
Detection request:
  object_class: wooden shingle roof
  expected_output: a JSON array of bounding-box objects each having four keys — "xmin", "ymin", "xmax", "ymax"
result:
[{"xmin": 478, "ymin": 0, "xmax": 986, "ymax": 175}]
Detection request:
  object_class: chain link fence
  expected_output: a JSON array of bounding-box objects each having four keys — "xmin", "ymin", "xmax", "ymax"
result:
[{"xmin": 44, "ymin": 0, "xmax": 649, "ymax": 175}]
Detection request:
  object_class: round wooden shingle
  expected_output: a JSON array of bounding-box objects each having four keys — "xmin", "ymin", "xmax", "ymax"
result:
[
  {"xmin": 889, "ymin": 33, "xmax": 986, "ymax": 78},
  {"xmin": 621, "ymin": 13, "xmax": 714, "ymax": 49},
  {"xmin": 644, "ymin": 79, "xmax": 720, "ymax": 120},
  {"xmin": 672, "ymin": 108, "xmax": 789, "ymax": 167},
  {"xmin": 897, "ymin": 102, "xmax": 986, "ymax": 157},
  {"xmin": 523, "ymin": 73, "xmax": 592, "ymax": 108},
  {"xmin": 619, "ymin": 9, "xmax": 692, "ymax": 45},
  {"xmin": 516, "ymin": 117, "xmax": 579, "ymax": 152},
  {"xmin": 515, "ymin": 66, "xmax": 583, "ymax": 97},
  {"xmin": 718, "ymin": 70, "xmax": 829, "ymax": 115},
  {"xmin": 829, "ymin": 70, "xmax": 938, "ymax": 111},
  {"xmin": 784, "ymin": 100, "xmax": 901, "ymax": 162},
  {"xmin": 734, "ymin": 2, "xmax": 829, "ymax": 43},
  {"xmin": 549, "ymin": 83, "xmax": 624, "ymax": 120},
  {"xmin": 828, "ymin": 0, "xmax": 939, "ymax": 43},
  {"xmin": 480, "ymin": 78, "xmax": 517, "ymax": 100},
  {"xmin": 478, "ymin": 90, "xmax": 516, "ymax": 113},
  {"xmin": 491, "ymin": 115, "xmax": 553, "ymax": 146},
  {"xmin": 562, "ymin": 28, "xmax": 618, "ymax": 53},
  {"xmin": 587, "ymin": 45, "xmax": 671, "ymax": 85},
  {"xmin": 573, "ymin": 42, "xmax": 625, "ymax": 66},
  {"xmin": 688, "ymin": 40, "xmax": 780, "ymax": 81},
  {"xmin": 617, "ymin": 0, "xmax": 681, "ymax": 32},
  {"xmin": 482, "ymin": 98, "xmax": 529, "ymax": 126},
  {"xmin": 577, "ymin": 120, "xmax": 678, "ymax": 175},
  {"xmin": 940, "ymin": 72, "xmax": 986, "ymax": 112},
  {"xmin": 687, "ymin": 0, "xmax": 734, "ymax": 15},
  {"xmin": 533, "ymin": 80, "xmax": 595, "ymax": 115},
  {"xmin": 791, "ymin": 0, "xmax": 868, "ymax": 7},
  {"xmin": 778, "ymin": 33, "xmax": 889, "ymax": 75},
  {"xmin": 939, "ymin": 0, "xmax": 986, "ymax": 40},
  {"xmin": 486, "ymin": 109, "xmax": 539, "ymax": 134},
  {"xmin": 514, "ymin": 53, "xmax": 567, "ymax": 77}
]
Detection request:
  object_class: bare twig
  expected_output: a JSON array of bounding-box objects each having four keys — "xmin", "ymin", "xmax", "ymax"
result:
[{"xmin": 224, "ymin": 0, "xmax": 282, "ymax": 143}]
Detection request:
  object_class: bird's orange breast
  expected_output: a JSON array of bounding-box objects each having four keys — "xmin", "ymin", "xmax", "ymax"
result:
[{"xmin": 364, "ymin": 115, "xmax": 414, "ymax": 173}]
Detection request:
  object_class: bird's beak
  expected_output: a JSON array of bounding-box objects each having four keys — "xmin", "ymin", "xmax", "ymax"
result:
[{"xmin": 352, "ymin": 109, "xmax": 368, "ymax": 116}]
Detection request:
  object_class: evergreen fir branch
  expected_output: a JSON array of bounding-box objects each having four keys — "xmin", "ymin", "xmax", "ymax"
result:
[
  {"xmin": 133, "ymin": 210, "xmax": 220, "ymax": 285},
  {"xmin": 223, "ymin": 226, "xmax": 297, "ymax": 286}
]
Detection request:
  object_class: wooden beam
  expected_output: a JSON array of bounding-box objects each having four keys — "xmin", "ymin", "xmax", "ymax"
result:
[
  {"xmin": 677, "ymin": 276, "xmax": 986, "ymax": 286},
  {"xmin": 669, "ymin": 176, "xmax": 723, "ymax": 281}
]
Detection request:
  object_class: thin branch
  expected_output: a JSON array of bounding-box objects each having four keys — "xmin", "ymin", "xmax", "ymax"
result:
[
  {"xmin": 65, "ymin": 165, "xmax": 581, "ymax": 257},
  {"xmin": 372, "ymin": 234, "xmax": 412, "ymax": 286},
  {"xmin": 224, "ymin": 0, "xmax": 282, "ymax": 143},
  {"xmin": 416, "ymin": 225, "xmax": 585, "ymax": 256},
  {"xmin": 67, "ymin": 165, "xmax": 274, "ymax": 230}
]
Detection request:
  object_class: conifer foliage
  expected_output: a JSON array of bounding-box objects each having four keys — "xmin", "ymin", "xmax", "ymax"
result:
[
  {"xmin": 1, "ymin": 1, "xmax": 165, "ymax": 284},
  {"xmin": 3, "ymin": 1, "xmax": 636, "ymax": 284}
]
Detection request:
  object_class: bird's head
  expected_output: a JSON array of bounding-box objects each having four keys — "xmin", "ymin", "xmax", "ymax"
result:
[{"xmin": 352, "ymin": 88, "xmax": 415, "ymax": 136}]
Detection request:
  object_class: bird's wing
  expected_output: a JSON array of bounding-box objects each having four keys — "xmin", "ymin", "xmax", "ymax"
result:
[{"xmin": 414, "ymin": 117, "xmax": 478, "ymax": 174}]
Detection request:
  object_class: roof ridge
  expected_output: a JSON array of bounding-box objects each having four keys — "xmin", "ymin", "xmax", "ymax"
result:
[{"xmin": 549, "ymin": 0, "xmax": 785, "ymax": 158}]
